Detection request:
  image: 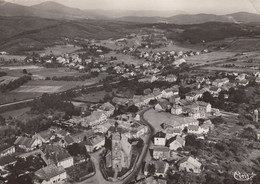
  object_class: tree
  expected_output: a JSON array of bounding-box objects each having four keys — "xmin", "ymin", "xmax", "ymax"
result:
[
  {"xmin": 67, "ymin": 143, "xmax": 81, "ymax": 156},
  {"xmin": 147, "ymin": 163, "xmax": 156, "ymax": 175},
  {"xmin": 202, "ymin": 91, "xmax": 214, "ymax": 103},
  {"xmin": 22, "ymin": 69, "xmax": 27, "ymax": 74},
  {"xmin": 127, "ymin": 105, "xmax": 139, "ymax": 113}
]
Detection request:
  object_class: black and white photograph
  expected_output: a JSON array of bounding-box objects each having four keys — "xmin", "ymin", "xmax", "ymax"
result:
[{"xmin": 0, "ymin": 0, "xmax": 260, "ymax": 183}]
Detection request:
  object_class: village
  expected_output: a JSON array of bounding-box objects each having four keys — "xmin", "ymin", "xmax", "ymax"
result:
[{"xmin": 0, "ymin": 21, "xmax": 260, "ymax": 184}]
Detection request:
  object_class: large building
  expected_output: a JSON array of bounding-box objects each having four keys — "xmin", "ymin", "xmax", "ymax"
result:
[{"xmin": 106, "ymin": 130, "xmax": 132, "ymax": 172}]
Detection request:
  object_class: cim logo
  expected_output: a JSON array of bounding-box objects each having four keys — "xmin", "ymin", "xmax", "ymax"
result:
[{"xmin": 234, "ymin": 171, "xmax": 256, "ymax": 182}]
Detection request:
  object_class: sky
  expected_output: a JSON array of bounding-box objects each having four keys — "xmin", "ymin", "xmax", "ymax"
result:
[{"xmin": 3, "ymin": 0, "xmax": 260, "ymax": 14}]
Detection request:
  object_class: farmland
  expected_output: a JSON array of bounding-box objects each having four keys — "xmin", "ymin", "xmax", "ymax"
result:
[
  {"xmin": 36, "ymin": 44, "xmax": 82, "ymax": 56},
  {"xmin": 0, "ymin": 70, "xmax": 108, "ymax": 105}
]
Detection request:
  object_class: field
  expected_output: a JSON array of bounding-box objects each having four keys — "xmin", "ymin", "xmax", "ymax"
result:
[
  {"xmin": 36, "ymin": 44, "xmax": 81, "ymax": 56},
  {"xmin": 185, "ymin": 51, "xmax": 236, "ymax": 66},
  {"xmin": 0, "ymin": 72, "xmax": 108, "ymax": 105}
]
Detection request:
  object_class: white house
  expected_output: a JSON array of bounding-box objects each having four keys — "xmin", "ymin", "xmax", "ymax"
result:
[
  {"xmin": 154, "ymin": 131, "xmax": 167, "ymax": 146},
  {"xmin": 178, "ymin": 156, "xmax": 202, "ymax": 173},
  {"xmin": 167, "ymin": 135, "xmax": 185, "ymax": 151}
]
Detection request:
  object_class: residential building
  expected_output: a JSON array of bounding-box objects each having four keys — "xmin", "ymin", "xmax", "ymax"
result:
[
  {"xmin": 14, "ymin": 136, "xmax": 42, "ymax": 151},
  {"xmin": 154, "ymin": 131, "xmax": 167, "ymax": 146},
  {"xmin": 155, "ymin": 100, "xmax": 171, "ymax": 112},
  {"xmin": 0, "ymin": 155, "xmax": 16, "ymax": 169},
  {"xmin": 99, "ymin": 102, "xmax": 115, "ymax": 117},
  {"xmin": 195, "ymin": 101, "xmax": 212, "ymax": 113},
  {"xmin": 212, "ymin": 78, "xmax": 229, "ymax": 87},
  {"xmin": 34, "ymin": 164, "xmax": 67, "ymax": 184},
  {"xmin": 85, "ymin": 135, "xmax": 105, "ymax": 152},
  {"xmin": 165, "ymin": 128, "xmax": 182, "ymax": 139},
  {"xmin": 0, "ymin": 145, "xmax": 15, "ymax": 158},
  {"xmin": 166, "ymin": 135, "xmax": 185, "ymax": 151},
  {"xmin": 44, "ymin": 145, "xmax": 74, "ymax": 169},
  {"xmin": 34, "ymin": 130, "xmax": 55, "ymax": 144},
  {"xmin": 153, "ymin": 146, "xmax": 170, "ymax": 160},
  {"xmin": 83, "ymin": 111, "xmax": 107, "ymax": 127},
  {"xmin": 171, "ymin": 105, "xmax": 182, "ymax": 115},
  {"xmin": 169, "ymin": 95, "xmax": 181, "ymax": 104},
  {"xmin": 161, "ymin": 89, "xmax": 174, "ymax": 99},
  {"xmin": 178, "ymin": 156, "xmax": 202, "ymax": 173}
]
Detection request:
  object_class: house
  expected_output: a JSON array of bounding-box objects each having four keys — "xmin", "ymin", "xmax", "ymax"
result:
[
  {"xmin": 212, "ymin": 78, "xmax": 229, "ymax": 87},
  {"xmin": 178, "ymin": 156, "xmax": 202, "ymax": 173},
  {"xmin": 185, "ymin": 92, "xmax": 200, "ymax": 102},
  {"xmin": 0, "ymin": 155, "xmax": 16, "ymax": 169},
  {"xmin": 165, "ymin": 128, "xmax": 182, "ymax": 139},
  {"xmin": 44, "ymin": 145, "xmax": 74, "ymax": 169},
  {"xmin": 187, "ymin": 125, "xmax": 203, "ymax": 134},
  {"xmin": 126, "ymin": 122, "xmax": 149, "ymax": 138},
  {"xmin": 154, "ymin": 131, "xmax": 167, "ymax": 146},
  {"xmin": 200, "ymin": 119, "xmax": 214, "ymax": 133},
  {"xmin": 166, "ymin": 135, "xmax": 185, "ymax": 151},
  {"xmin": 153, "ymin": 146, "xmax": 170, "ymax": 160},
  {"xmin": 161, "ymin": 89, "xmax": 174, "ymax": 99},
  {"xmin": 59, "ymin": 130, "xmax": 90, "ymax": 148},
  {"xmin": 0, "ymin": 145, "xmax": 15, "ymax": 158},
  {"xmin": 153, "ymin": 88, "xmax": 163, "ymax": 99},
  {"xmin": 195, "ymin": 101, "xmax": 212, "ymax": 113},
  {"xmin": 144, "ymin": 160, "xmax": 169, "ymax": 177},
  {"xmin": 99, "ymin": 102, "xmax": 115, "ymax": 117},
  {"xmin": 34, "ymin": 130, "xmax": 56, "ymax": 143},
  {"xmin": 34, "ymin": 164, "xmax": 67, "ymax": 184},
  {"xmin": 171, "ymin": 105, "xmax": 182, "ymax": 115},
  {"xmin": 238, "ymin": 79, "xmax": 249, "ymax": 86},
  {"xmin": 83, "ymin": 111, "xmax": 107, "ymax": 127},
  {"xmin": 112, "ymin": 97, "xmax": 130, "ymax": 105},
  {"xmin": 155, "ymin": 99, "xmax": 171, "ymax": 112},
  {"xmin": 167, "ymin": 116, "xmax": 199, "ymax": 130},
  {"xmin": 208, "ymin": 86, "xmax": 221, "ymax": 97},
  {"xmin": 96, "ymin": 120, "xmax": 114, "ymax": 133},
  {"xmin": 49, "ymin": 126, "xmax": 69, "ymax": 138},
  {"xmin": 165, "ymin": 75, "xmax": 177, "ymax": 82},
  {"xmin": 169, "ymin": 95, "xmax": 181, "ymax": 104},
  {"xmin": 235, "ymin": 74, "xmax": 246, "ymax": 81},
  {"xmin": 85, "ymin": 135, "xmax": 105, "ymax": 153},
  {"xmin": 14, "ymin": 136, "xmax": 42, "ymax": 151}
]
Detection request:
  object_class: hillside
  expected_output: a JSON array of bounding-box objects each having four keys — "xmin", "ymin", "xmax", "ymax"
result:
[{"xmin": 117, "ymin": 12, "xmax": 260, "ymax": 24}]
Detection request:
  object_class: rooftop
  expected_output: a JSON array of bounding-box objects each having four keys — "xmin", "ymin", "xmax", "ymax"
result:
[{"xmin": 35, "ymin": 164, "xmax": 66, "ymax": 181}]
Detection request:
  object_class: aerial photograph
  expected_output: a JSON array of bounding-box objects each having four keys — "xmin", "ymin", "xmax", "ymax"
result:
[{"xmin": 0, "ymin": 0, "xmax": 260, "ymax": 183}]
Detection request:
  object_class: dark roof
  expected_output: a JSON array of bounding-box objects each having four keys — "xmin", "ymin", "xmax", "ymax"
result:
[
  {"xmin": 0, "ymin": 155, "xmax": 16, "ymax": 166},
  {"xmin": 154, "ymin": 131, "xmax": 166, "ymax": 138},
  {"xmin": 0, "ymin": 144, "xmax": 13, "ymax": 153}
]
